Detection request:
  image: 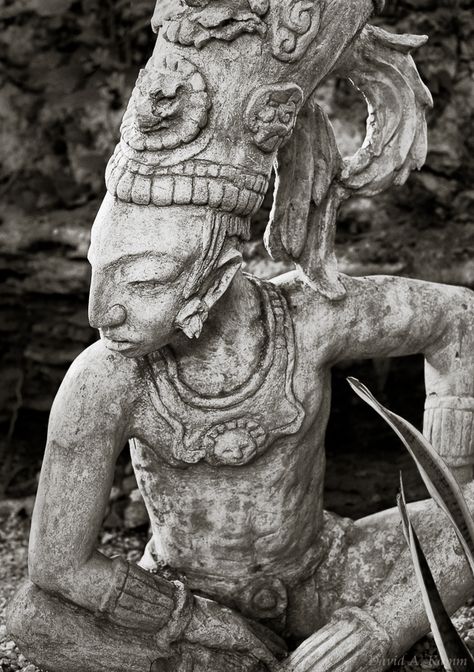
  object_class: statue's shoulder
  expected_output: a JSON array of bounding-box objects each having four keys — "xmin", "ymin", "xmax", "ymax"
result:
[
  {"xmin": 271, "ymin": 271, "xmax": 348, "ymax": 362},
  {"xmin": 61, "ymin": 340, "xmax": 144, "ymax": 408},
  {"xmin": 271, "ymin": 270, "xmax": 336, "ymax": 321}
]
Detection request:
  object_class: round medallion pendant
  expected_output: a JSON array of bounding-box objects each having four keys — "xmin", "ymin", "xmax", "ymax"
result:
[{"xmin": 202, "ymin": 419, "xmax": 266, "ymax": 466}]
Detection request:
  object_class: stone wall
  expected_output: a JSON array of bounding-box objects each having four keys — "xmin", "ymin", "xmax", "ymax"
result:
[{"xmin": 0, "ymin": 0, "xmax": 472, "ymax": 495}]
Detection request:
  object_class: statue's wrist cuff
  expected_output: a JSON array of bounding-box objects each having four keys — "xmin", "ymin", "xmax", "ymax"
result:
[
  {"xmin": 288, "ymin": 607, "xmax": 391, "ymax": 672},
  {"xmin": 98, "ymin": 558, "xmax": 191, "ymax": 639},
  {"xmin": 424, "ymin": 396, "xmax": 474, "ymax": 467},
  {"xmin": 332, "ymin": 606, "xmax": 391, "ymax": 650}
]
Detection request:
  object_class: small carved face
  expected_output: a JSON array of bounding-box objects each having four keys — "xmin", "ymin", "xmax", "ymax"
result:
[
  {"xmin": 244, "ymin": 83, "xmax": 303, "ymax": 152},
  {"xmin": 88, "ymin": 196, "xmax": 206, "ymax": 357},
  {"xmin": 148, "ymin": 0, "xmax": 329, "ymax": 160},
  {"xmin": 202, "ymin": 419, "xmax": 266, "ymax": 466},
  {"xmin": 122, "ymin": 54, "xmax": 211, "ymax": 152}
]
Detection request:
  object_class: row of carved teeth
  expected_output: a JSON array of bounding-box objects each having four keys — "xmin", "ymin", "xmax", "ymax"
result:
[
  {"xmin": 109, "ymin": 146, "xmax": 268, "ymax": 196},
  {"xmin": 106, "ymin": 165, "xmax": 265, "ymax": 215},
  {"xmin": 203, "ymin": 419, "xmax": 266, "ymax": 444}
]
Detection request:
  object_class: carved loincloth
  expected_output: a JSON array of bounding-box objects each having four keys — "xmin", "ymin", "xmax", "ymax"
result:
[{"xmin": 139, "ymin": 510, "xmax": 355, "ymax": 637}]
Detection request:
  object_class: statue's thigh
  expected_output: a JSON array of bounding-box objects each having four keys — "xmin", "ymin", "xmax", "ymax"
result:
[
  {"xmin": 315, "ymin": 487, "xmax": 474, "ymax": 625},
  {"xmin": 7, "ymin": 580, "xmax": 162, "ymax": 672}
]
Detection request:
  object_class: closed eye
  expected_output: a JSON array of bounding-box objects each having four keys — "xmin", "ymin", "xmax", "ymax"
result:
[{"xmin": 128, "ymin": 279, "xmax": 164, "ymax": 291}]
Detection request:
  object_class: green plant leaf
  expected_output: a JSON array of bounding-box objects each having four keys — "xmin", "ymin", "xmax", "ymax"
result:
[
  {"xmin": 347, "ymin": 377, "xmax": 474, "ymax": 577},
  {"xmin": 398, "ymin": 475, "xmax": 474, "ymax": 672}
]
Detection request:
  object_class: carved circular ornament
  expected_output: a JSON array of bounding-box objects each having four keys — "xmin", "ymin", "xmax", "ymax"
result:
[
  {"xmin": 243, "ymin": 575, "xmax": 288, "ymax": 619},
  {"xmin": 202, "ymin": 418, "xmax": 266, "ymax": 466},
  {"xmin": 121, "ymin": 54, "xmax": 211, "ymax": 153},
  {"xmin": 244, "ymin": 82, "xmax": 304, "ymax": 153}
]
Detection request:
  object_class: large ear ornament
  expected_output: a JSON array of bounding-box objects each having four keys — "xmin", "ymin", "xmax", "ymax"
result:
[
  {"xmin": 265, "ymin": 24, "xmax": 433, "ymax": 300},
  {"xmin": 264, "ymin": 99, "xmax": 345, "ymax": 299},
  {"xmin": 199, "ymin": 246, "xmax": 243, "ymax": 308}
]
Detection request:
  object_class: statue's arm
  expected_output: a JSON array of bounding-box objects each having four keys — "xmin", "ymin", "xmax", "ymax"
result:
[
  {"xmin": 28, "ymin": 343, "xmax": 184, "ymax": 634},
  {"xmin": 326, "ymin": 275, "xmax": 474, "ymax": 476}
]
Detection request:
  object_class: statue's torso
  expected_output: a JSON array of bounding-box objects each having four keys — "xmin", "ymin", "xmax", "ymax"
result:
[{"xmin": 129, "ymin": 278, "xmax": 332, "ymax": 621}]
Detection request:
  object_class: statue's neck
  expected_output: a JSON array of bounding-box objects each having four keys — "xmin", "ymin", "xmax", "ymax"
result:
[{"xmin": 169, "ymin": 271, "xmax": 265, "ymax": 396}]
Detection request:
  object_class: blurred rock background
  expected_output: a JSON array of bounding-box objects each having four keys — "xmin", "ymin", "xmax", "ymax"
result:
[{"xmin": 0, "ymin": 0, "xmax": 473, "ymax": 522}]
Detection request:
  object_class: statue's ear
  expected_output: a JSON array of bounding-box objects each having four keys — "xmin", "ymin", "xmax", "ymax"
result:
[
  {"xmin": 176, "ymin": 246, "xmax": 242, "ymax": 339},
  {"xmin": 265, "ymin": 24, "xmax": 432, "ymax": 300},
  {"xmin": 199, "ymin": 246, "xmax": 243, "ymax": 311}
]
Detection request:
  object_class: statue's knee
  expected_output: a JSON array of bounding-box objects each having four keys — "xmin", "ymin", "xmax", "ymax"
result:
[{"xmin": 7, "ymin": 580, "xmax": 52, "ymax": 646}]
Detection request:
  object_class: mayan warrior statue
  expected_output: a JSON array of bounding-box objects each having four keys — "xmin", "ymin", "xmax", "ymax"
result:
[{"xmin": 6, "ymin": 1, "xmax": 474, "ymax": 671}]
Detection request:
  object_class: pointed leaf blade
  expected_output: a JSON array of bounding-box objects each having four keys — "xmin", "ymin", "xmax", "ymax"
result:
[
  {"xmin": 347, "ymin": 377, "xmax": 474, "ymax": 578},
  {"xmin": 397, "ymin": 477, "xmax": 474, "ymax": 672}
]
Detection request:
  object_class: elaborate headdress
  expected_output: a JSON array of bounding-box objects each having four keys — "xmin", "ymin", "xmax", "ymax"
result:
[{"xmin": 105, "ymin": 0, "xmax": 432, "ymax": 298}]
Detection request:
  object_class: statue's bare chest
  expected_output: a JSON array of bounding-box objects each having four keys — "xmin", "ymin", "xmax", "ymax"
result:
[{"xmin": 132, "ymin": 279, "xmax": 306, "ymax": 468}]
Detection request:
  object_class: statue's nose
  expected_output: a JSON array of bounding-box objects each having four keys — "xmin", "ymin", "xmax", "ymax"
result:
[
  {"xmin": 101, "ymin": 304, "xmax": 127, "ymax": 328},
  {"xmin": 89, "ymin": 300, "xmax": 127, "ymax": 330}
]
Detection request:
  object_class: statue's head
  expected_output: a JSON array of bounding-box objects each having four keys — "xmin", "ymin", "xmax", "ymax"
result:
[
  {"xmin": 89, "ymin": 0, "xmax": 431, "ymax": 355},
  {"xmin": 88, "ymin": 196, "xmax": 244, "ymax": 356}
]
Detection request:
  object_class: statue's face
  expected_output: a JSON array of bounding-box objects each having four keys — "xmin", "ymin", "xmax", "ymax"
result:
[{"xmin": 88, "ymin": 195, "xmax": 206, "ymax": 357}]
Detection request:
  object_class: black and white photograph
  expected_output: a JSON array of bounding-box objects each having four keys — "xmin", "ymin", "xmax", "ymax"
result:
[{"xmin": 0, "ymin": 1, "xmax": 473, "ymax": 671}]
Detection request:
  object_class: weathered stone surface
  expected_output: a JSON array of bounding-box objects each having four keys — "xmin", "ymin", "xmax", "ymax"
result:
[{"xmin": 3, "ymin": 1, "xmax": 474, "ymax": 671}]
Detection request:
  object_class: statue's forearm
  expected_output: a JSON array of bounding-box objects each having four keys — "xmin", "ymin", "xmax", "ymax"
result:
[
  {"xmin": 330, "ymin": 277, "xmax": 474, "ymax": 473},
  {"xmin": 33, "ymin": 549, "xmax": 193, "ymax": 644},
  {"xmin": 44, "ymin": 552, "xmax": 282, "ymax": 662}
]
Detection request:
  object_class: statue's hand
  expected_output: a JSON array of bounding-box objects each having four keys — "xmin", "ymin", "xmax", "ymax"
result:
[
  {"xmin": 182, "ymin": 594, "xmax": 287, "ymax": 670},
  {"xmin": 282, "ymin": 607, "xmax": 391, "ymax": 672}
]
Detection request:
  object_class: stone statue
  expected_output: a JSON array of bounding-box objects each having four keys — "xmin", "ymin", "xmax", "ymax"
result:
[{"xmin": 7, "ymin": 1, "xmax": 474, "ymax": 671}]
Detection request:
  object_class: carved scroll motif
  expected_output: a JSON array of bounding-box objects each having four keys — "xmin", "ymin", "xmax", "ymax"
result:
[
  {"xmin": 269, "ymin": 0, "xmax": 321, "ymax": 62},
  {"xmin": 244, "ymin": 83, "xmax": 304, "ymax": 153},
  {"xmin": 338, "ymin": 26, "xmax": 433, "ymax": 195}
]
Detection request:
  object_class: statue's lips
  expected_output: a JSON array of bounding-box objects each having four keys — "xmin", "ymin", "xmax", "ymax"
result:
[{"xmin": 100, "ymin": 334, "xmax": 139, "ymax": 353}]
